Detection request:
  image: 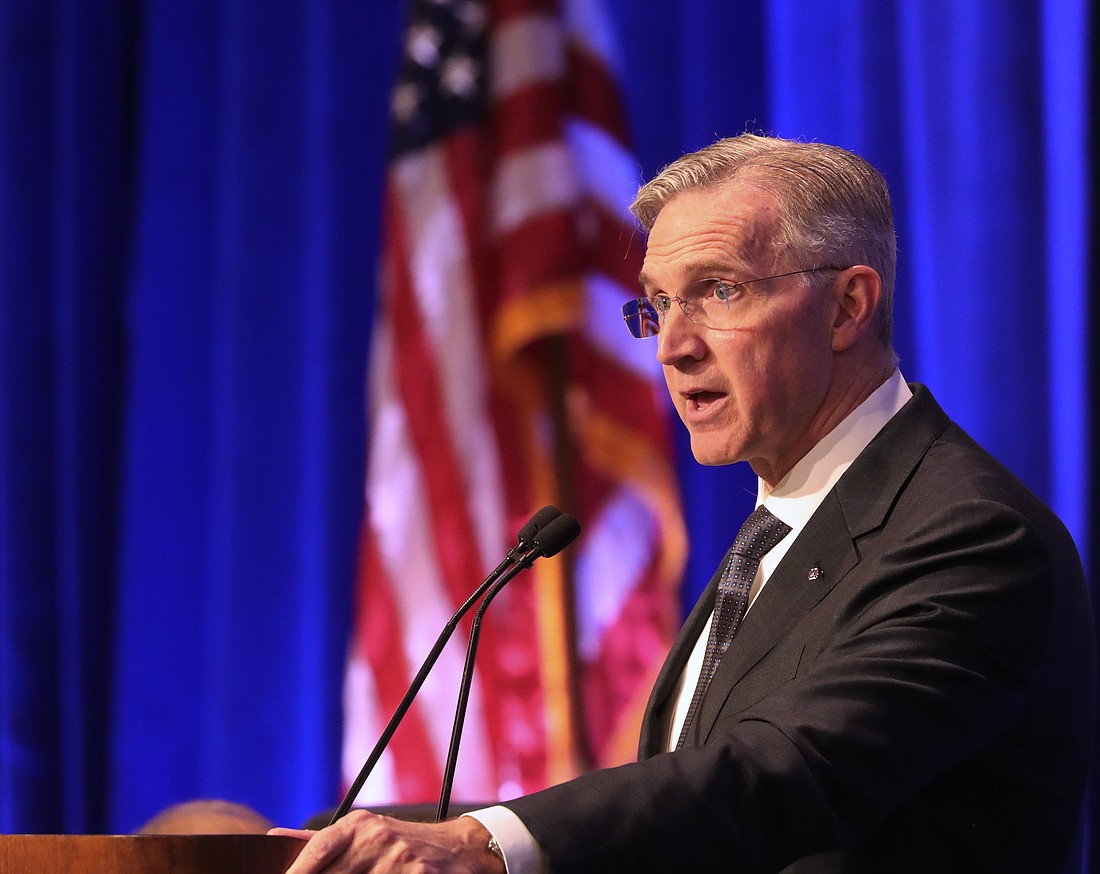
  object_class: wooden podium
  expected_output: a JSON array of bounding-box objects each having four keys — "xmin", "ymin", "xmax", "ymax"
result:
[{"xmin": 0, "ymin": 833, "xmax": 306, "ymax": 873}]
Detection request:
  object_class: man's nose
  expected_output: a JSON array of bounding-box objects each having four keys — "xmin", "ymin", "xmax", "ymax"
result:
[{"xmin": 656, "ymin": 305, "xmax": 704, "ymax": 365}]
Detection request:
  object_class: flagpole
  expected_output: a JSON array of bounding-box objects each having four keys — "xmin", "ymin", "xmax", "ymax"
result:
[{"xmin": 546, "ymin": 332, "xmax": 592, "ymax": 774}]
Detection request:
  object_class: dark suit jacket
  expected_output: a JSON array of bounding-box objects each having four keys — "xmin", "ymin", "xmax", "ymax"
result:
[{"xmin": 506, "ymin": 385, "xmax": 1095, "ymax": 872}]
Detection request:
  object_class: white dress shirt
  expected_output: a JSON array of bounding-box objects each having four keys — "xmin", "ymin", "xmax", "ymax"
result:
[{"xmin": 469, "ymin": 370, "xmax": 913, "ymax": 872}]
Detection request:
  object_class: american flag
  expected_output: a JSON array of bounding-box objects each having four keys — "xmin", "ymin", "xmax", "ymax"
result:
[{"xmin": 342, "ymin": 0, "xmax": 686, "ymax": 806}]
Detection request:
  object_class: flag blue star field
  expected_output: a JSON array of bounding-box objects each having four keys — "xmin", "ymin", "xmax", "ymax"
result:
[{"xmin": 343, "ymin": 0, "xmax": 686, "ymax": 805}]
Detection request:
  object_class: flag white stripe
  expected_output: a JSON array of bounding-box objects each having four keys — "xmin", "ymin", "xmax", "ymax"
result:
[
  {"xmin": 564, "ymin": 0, "xmax": 624, "ymax": 74},
  {"xmin": 584, "ymin": 273, "xmax": 664, "ymax": 381},
  {"xmin": 574, "ymin": 490, "xmax": 659, "ymax": 658},
  {"xmin": 492, "ymin": 143, "xmax": 580, "ymax": 236},
  {"xmin": 393, "ymin": 151, "xmax": 508, "ymax": 570},
  {"xmin": 491, "ymin": 14, "xmax": 565, "ymax": 100},
  {"xmin": 566, "ymin": 119, "xmax": 641, "ymax": 221},
  {"xmin": 366, "ymin": 321, "xmax": 496, "ymax": 799},
  {"xmin": 344, "ymin": 653, "xmax": 398, "ymax": 805}
]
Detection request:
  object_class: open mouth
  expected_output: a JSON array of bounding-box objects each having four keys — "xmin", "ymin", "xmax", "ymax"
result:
[{"xmin": 689, "ymin": 390, "xmax": 725, "ymax": 410}]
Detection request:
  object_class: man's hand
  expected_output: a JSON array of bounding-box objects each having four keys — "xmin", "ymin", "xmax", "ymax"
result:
[{"xmin": 270, "ymin": 810, "xmax": 506, "ymax": 874}]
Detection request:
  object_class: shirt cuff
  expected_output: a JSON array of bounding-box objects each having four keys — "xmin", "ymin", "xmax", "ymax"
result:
[{"xmin": 463, "ymin": 805, "xmax": 543, "ymax": 874}]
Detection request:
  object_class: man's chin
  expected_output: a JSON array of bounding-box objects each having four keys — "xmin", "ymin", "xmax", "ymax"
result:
[{"xmin": 688, "ymin": 437, "xmax": 740, "ymax": 467}]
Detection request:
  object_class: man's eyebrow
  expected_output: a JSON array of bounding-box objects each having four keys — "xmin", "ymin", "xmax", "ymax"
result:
[{"xmin": 637, "ymin": 263, "xmax": 744, "ymax": 291}]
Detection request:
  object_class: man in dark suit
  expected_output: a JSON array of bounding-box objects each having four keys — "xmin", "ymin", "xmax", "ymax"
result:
[{"xmin": 277, "ymin": 135, "xmax": 1095, "ymax": 872}]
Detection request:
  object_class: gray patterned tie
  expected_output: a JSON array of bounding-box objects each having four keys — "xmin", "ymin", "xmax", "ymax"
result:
[{"xmin": 676, "ymin": 505, "xmax": 792, "ymax": 749}]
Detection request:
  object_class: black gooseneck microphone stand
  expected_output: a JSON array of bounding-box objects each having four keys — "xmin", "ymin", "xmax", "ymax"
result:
[{"xmin": 328, "ymin": 506, "xmax": 563, "ymax": 825}]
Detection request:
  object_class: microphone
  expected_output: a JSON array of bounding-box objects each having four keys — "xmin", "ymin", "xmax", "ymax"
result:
[
  {"xmin": 509, "ymin": 504, "xmax": 562, "ymax": 559},
  {"xmin": 436, "ymin": 512, "xmax": 581, "ymax": 821},
  {"xmin": 328, "ymin": 506, "xmax": 563, "ymax": 825},
  {"xmin": 527, "ymin": 512, "xmax": 583, "ymax": 559}
]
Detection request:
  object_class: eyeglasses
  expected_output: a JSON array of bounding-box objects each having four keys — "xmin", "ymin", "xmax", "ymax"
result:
[{"xmin": 621, "ymin": 266, "xmax": 846, "ymax": 338}]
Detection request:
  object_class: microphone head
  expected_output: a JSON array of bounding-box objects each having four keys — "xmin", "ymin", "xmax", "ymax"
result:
[
  {"xmin": 531, "ymin": 513, "xmax": 581, "ymax": 558},
  {"xmin": 517, "ymin": 505, "xmax": 561, "ymax": 546}
]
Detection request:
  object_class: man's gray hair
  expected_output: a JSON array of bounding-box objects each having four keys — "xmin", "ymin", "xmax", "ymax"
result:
[{"xmin": 631, "ymin": 134, "xmax": 897, "ymax": 350}]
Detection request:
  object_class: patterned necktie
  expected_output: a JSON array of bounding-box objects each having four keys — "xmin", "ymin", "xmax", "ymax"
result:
[{"xmin": 676, "ymin": 505, "xmax": 792, "ymax": 749}]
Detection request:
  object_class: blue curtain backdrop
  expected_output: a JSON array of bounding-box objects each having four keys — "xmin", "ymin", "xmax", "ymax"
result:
[{"xmin": 1, "ymin": 0, "xmax": 1095, "ymax": 866}]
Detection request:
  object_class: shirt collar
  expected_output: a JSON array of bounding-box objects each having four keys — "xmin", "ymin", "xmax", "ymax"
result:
[{"xmin": 758, "ymin": 370, "xmax": 912, "ymax": 530}]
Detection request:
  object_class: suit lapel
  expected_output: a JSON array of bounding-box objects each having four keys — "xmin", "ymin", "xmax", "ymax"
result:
[
  {"xmin": 637, "ymin": 557, "xmax": 725, "ymax": 758},
  {"xmin": 691, "ymin": 493, "xmax": 858, "ymax": 738}
]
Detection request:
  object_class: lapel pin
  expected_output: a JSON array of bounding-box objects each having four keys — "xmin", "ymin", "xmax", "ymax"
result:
[{"xmin": 807, "ymin": 565, "xmax": 823, "ymax": 581}]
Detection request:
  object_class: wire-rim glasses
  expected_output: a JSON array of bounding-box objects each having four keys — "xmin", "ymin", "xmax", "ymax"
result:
[{"xmin": 621, "ymin": 266, "xmax": 846, "ymax": 338}]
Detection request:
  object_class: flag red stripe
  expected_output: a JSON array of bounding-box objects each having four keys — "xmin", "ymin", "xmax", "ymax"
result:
[
  {"xmin": 356, "ymin": 525, "xmax": 444, "ymax": 801},
  {"xmin": 570, "ymin": 339, "xmax": 669, "ymax": 438},
  {"xmin": 441, "ymin": 133, "xmax": 494, "ymax": 327},
  {"xmin": 566, "ymin": 44, "xmax": 630, "ymax": 145},
  {"xmin": 580, "ymin": 570, "xmax": 672, "ymax": 754},
  {"xmin": 429, "ymin": 138, "xmax": 540, "ymax": 779},
  {"xmin": 497, "ymin": 212, "xmax": 584, "ymax": 299},
  {"xmin": 590, "ymin": 206, "xmax": 647, "ymax": 291},
  {"xmin": 383, "ymin": 184, "xmax": 512, "ymax": 778},
  {"xmin": 494, "ymin": 0, "xmax": 560, "ymax": 25},
  {"xmin": 384, "ymin": 189, "xmax": 485, "ymax": 606},
  {"xmin": 492, "ymin": 83, "xmax": 569, "ymax": 157}
]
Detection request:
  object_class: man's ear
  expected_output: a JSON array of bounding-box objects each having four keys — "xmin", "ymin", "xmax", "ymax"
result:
[{"xmin": 830, "ymin": 266, "xmax": 881, "ymax": 352}]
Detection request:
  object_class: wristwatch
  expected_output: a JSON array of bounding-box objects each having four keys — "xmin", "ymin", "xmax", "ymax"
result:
[{"xmin": 487, "ymin": 834, "xmax": 506, "ymax": 865}]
